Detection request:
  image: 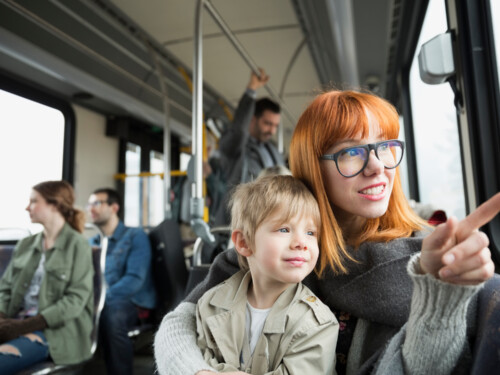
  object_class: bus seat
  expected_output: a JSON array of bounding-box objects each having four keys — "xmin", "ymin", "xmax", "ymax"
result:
[
  {"xmin": 149, "ymin": 218, "xmax": 189, "ymax": 316},
  {"xmin": 0, "ymin": 227, "xmax": 30, "ymax": 277},
  {"xmin": 185, "ymin": 226, "xmax": 231, "ymax": 296},
  {"xmin": 17, "ymin": 228, "xmax": 108, "ymax": 375},
  {"xmin": 0, "ymin": 244, "xmax": 15, "ymax": 278},
  {"xmin": 471, "ymin": 273, "xmax": 500, "ymax": 374}
]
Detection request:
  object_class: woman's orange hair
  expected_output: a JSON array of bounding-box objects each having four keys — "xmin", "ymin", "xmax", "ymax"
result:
[{"xmin": 290, "ymin": 90, "xmax": 426, "ymax": 276}]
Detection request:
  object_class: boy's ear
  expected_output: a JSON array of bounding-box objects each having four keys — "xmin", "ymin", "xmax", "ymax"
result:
[{"xmin": 232, "ymin": 230, "xmax": 252, "ymax": 257}]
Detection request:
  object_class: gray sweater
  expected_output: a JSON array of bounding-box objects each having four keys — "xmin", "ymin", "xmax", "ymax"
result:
[{"xmin": 154, "ymin": 238, "xmax": 481, "ymax": 375}]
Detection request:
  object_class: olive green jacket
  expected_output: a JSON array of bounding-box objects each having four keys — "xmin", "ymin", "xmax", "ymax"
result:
[{"xmin": 0, "ymin": 223, "xmax": 94, "ymax": 365}]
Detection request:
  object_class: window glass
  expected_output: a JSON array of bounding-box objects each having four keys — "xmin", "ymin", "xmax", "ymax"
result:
[
  {"xmin": 409, "ymin": 0, "xmax": 466, "ymax": 219},
  {"xmin": 491, "ymin": 0, "xmax": 500, "ymax": 88},
  {"xmin": 180, "ymin": 152, "xmax": 190, "ymax": 172},
  {"xmin": 0, "ymin": 89, "xmax": 65, "ymax": 238},
  {"xmin": 149, "ymin": 150, "xmax": 165, "ymax": 226},
  {"xmin": 124, "ymin": 143, "xmax": 141, "ymax": 227}
]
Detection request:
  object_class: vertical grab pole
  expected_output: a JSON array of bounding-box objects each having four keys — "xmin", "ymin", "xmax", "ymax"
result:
[
  {"xmin": 193, "ymin": 0, "xmax": 203, "ymax": 202},
  {"xmin": 190, "ymin": 0, "xmax": 215, "ymax": 244},
  {"xmin": 142, "ymin": 34, "xmax": 172, "ymax": 220}
]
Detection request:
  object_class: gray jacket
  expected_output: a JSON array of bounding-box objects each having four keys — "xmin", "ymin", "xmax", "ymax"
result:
[
  {"xmin": 196, "ymin": 270, "xmax": 338, "ymax": 374},
  {"xmin": 219, "ymin": 90, "xmax": 284, "ymax": 187}
]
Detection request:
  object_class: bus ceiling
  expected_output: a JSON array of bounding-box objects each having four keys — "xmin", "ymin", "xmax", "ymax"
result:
[{"xmin": 0, "ymin": 0, "xmax": 430, "ymax": 134}]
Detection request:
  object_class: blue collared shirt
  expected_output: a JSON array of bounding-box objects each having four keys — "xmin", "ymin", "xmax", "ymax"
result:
[{"xmin": 90, "ymin": 221, "xmax": 156, "ymax": 309}]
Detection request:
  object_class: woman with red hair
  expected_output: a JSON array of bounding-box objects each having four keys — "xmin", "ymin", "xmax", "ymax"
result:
[{"xmin": 154, "ymin": 90, "xmax": 499, "ymax": 375}]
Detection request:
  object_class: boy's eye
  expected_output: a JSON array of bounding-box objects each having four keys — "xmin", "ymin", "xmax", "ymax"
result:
[{"xmin": 278, "ymin": 228, "xmax": 289, "ymax": 233}]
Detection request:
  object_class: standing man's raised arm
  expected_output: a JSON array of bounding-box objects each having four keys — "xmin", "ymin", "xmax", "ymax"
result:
[{"xmin": 218, "ymin": 69, "xmax": 269, "ymax": 158}]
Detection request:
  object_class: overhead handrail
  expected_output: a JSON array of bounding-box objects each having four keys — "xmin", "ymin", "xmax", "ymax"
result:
[
  {"xmin": 203, "ymin": 0, "xmax": 296, "ymax": 128},
  {"xmin": 277, "ymin": 37, "xmax": 308, "ymax": 153},
  {"xmin": 113, "ymin": 171, "xmax": 187, "ymax": 182}
]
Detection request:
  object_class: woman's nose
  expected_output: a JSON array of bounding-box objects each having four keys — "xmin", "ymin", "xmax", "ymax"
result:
[{"xmin": 363, "ymin": 150, "xmax": 384, "ymax": 176}]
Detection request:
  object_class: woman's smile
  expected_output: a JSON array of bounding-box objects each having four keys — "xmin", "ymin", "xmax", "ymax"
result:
[{"xmin": 358, "ymin": 182, "xmax": 387, "ymax": 201}]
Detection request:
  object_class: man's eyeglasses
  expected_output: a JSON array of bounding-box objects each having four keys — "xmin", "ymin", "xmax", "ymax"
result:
[
  {"xmin": 86, "ymin": 200, "xmax": 109, "ymax": 208},
  {"xmin": 320, "ymin": 139, "xmax": 405, "ymax": 178}
]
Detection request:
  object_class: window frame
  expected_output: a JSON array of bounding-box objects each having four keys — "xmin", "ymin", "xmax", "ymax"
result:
[{"xmin": 446, "ymin": 0, "xmax": 500, "ymax": 265}]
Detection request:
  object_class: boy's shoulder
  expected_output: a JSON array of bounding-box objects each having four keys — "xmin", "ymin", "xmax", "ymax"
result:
[
  {"xmin": 197, "ymin": 270, "xmax": 248, "ymax": 308},
  {"xmin": 292, "ymin": 283, "xmax": 338, "ymax": 326}
]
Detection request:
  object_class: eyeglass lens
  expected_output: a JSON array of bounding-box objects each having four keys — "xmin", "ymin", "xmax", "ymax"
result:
[
  {"xmin": 337, "ymin": 141, "xmax": 403, "ymax": 177},
  {"xmin": 87, "ymin": 200, "xmax": 107, "ymax": 208}
]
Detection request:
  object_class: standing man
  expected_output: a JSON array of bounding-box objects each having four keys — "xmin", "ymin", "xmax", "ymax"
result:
[
  {"xmin": 219, "ymin": 68, "xmax": 284, "ymax": 186},
  {"xmin": 87, "ymin": 188, "xmax": 156, "ymax": 375},
  {"xmin": 214, "ymin": 69, "xmax": 285, "ymax": 225}
]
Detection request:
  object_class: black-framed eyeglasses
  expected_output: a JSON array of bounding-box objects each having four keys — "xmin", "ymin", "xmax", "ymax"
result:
[
  {"xmin": 86, "ymin": 200, "xmax": 109, "ymax": 209},
  {"xmin": 320, "ymin": 139, "xmax": 405, "ymax": 178}
]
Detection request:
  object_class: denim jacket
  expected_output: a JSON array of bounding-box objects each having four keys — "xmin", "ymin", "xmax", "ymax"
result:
[{"xmin": 90, "ymin": 221, "xmax": 156, "ymax": 309}]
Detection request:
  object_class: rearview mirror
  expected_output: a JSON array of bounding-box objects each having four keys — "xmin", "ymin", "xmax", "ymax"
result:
[{"xmin": 418, "ymin": 32, "xmax": 455, "ymax": 84}]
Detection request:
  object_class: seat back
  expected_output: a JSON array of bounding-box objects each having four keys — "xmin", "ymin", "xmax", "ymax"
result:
[
  {"xmin": 149, "ymin": 219, "xmax": 189, "ymax": 315},
  {"xmin": 0, "ymin": 227, "xmax": 30, "ymax": 278},
  {"xmin": 471, "ymin": 274, "xmax": 500, "ymax": 374},
  {"xmin": 185, "ymin": 226, "xmax": 231, "ymax": 297},
  {"xmin": 0, "ymin": 244, "xmax": 15, "ymax": 278}
]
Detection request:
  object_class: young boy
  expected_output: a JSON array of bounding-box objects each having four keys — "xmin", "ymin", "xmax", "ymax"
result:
[{"xmin": 195, "ymin": 175, "xmax": 338, "ymax": 374}]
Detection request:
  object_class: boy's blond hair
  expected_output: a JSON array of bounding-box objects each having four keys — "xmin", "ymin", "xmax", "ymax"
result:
[{"xmin": 229, "ymin": 175, "xmax": 321, "ymax": 271}]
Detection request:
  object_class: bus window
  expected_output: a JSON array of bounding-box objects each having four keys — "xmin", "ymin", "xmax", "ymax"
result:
[
  {"xmin": 409, "ymin": 0, "xmax": 466, "ymax": 219},
  {"xmin": 149, "ymin": 150, "xmax": 165, "ymax": 226},
  {"xmin": 124, "ymin": 142, "xmax": 141, "ymax": 227},
  {"xmin": 0, "ymin": 89, "xmax": 65, "ymax": 236},
  {"xmin": 491, "ymin": 0, "xmax": 500, "ymax": 87}
]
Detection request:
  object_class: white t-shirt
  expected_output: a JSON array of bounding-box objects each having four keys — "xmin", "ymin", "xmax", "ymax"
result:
[
  {"xmin": 20, "ymin": 252, "xmax": 46, "ymax": 318},
  {"xmin": 246, "ymin": 301, "xmax": 271, "ymax": 353}
]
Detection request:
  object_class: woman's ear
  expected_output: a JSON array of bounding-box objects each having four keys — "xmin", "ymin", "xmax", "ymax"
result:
[{"xmin": 232, "ymin": 230, "xmax": 252, "ymax": 257}]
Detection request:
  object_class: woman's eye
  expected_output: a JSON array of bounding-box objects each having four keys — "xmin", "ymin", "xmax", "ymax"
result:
[
  {"xmin": 344, "ymin": 148, "xmax": 362, "ymax": 157},
  {"xmin": 278, "ymin": 228, "xmax": 289, "ymax": 233},
  {"xmin": 379, "ymin": 143, "xmax": 389, "ymax": 152},
  {"xmin": 306, "ymin": 230, "xmax": 316, "ymax": 236}
]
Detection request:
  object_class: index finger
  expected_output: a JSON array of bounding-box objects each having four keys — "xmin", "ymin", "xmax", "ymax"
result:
[{"xmin": 457, "ymin": 192, "xmax": 500, "ymax": 242}]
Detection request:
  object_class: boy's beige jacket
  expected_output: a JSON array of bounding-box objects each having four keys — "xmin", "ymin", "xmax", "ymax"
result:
[{"xmin": 196, "ymin": 270, "xmax": 338, "ymax": 374}]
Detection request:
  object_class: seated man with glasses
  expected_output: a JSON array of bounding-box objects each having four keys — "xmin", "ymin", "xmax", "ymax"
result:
[{"xmin": 88, "ymin": 188, "xmax": 156, "ymax": 375}]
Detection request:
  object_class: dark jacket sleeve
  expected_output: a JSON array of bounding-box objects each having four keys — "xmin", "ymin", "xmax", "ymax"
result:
[
  {"xmin": 185, "ymin": 249, "xmax": 240, "ymax": 303},
  {"xmin": 218, "ymin": 92, "xmax": 255, "ymax": 159}
]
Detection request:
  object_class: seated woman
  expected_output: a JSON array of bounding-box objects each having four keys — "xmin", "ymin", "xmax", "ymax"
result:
[{"xmin": 0, "ymin": 180, "xmax": 94, "ymax": 375}]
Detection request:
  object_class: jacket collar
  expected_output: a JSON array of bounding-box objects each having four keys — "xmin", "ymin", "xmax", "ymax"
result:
[
  {"xmin": 209, "ymin": 270, "xmax": 300, "ymax": 334},
  {"xmin": 109, "ymin": 220, "xmax": 126, "ymax": 241},
  {"xmin": 33, "ymin": 222, "xmax": 73, "ymax": 252}
]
